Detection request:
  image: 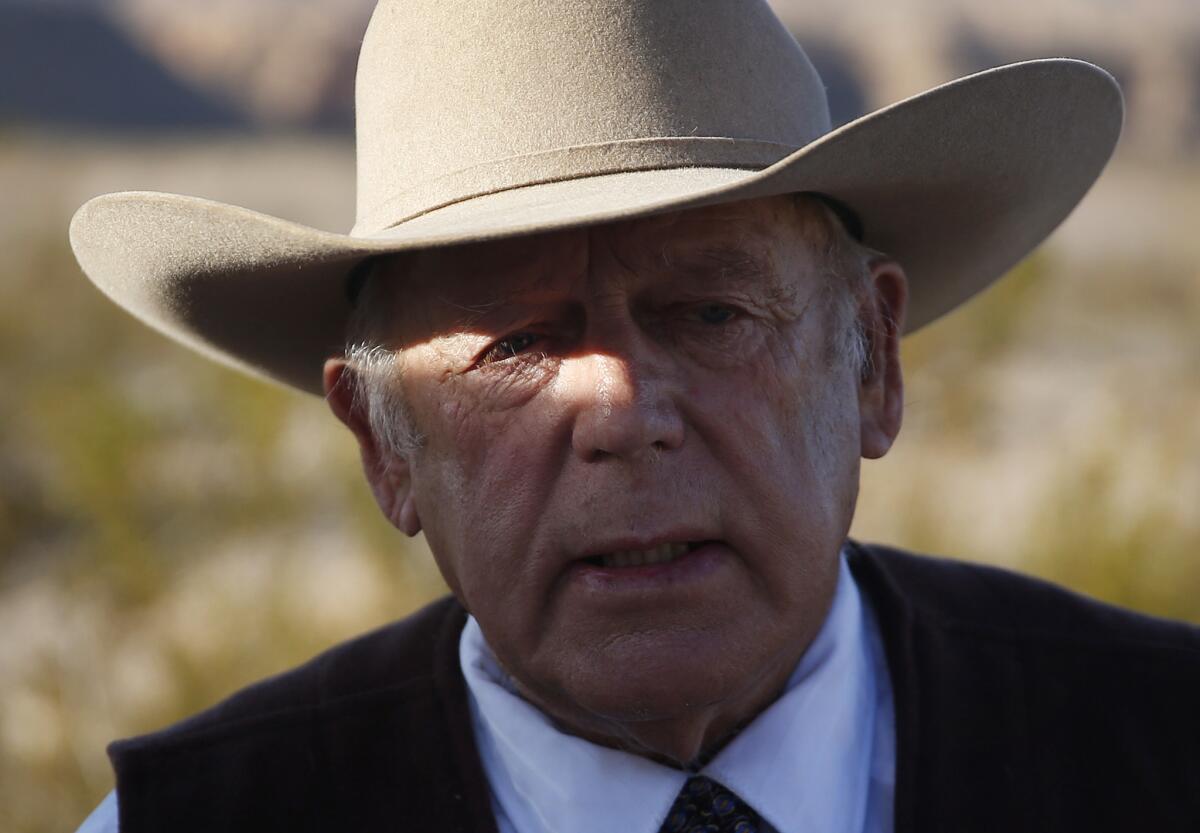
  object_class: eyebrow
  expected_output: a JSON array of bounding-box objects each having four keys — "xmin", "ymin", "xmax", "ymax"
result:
[
  {"xmin": 433, "ymin": 273, "xmax": 564, "ymax": 332},
  {"xmin": 664, "ymin": 243, "xmax": 780, "ymax": 290}
]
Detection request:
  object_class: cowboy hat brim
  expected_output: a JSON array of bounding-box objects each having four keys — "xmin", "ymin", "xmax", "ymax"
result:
[{"xmin": 70, "ymin": 59, "xmax": 1122, "ymax": 396}]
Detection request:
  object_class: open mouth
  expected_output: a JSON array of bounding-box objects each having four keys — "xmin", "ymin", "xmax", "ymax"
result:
[{"xmin": 582, "ymin": 541, "xmax": 706, "ymax": 569}]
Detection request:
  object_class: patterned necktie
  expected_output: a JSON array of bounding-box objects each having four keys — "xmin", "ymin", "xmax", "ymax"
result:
[{"xmin": 658, "ymin": 775, "xmax": 765, "ymax": 833}]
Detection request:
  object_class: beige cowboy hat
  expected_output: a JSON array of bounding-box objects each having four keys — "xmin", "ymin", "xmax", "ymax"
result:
[{"xmin": 69, "ymin": 0, "xmax": 1123, "ymax": 397}]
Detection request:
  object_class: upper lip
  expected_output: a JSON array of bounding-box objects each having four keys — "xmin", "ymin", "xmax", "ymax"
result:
[{"xmin": 572, "ymin": 530, "xmax": 715, "ymax": 562}]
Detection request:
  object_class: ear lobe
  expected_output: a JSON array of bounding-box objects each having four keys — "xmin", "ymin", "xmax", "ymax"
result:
[
  {"xmin": 396, "ymin": 492, "xmax": 423, "ymax": 537},
  {"xmin": 858, "ymin": 259, "xmax": 908, "ymax": 460},
  {"xmin": 323, "ymin": 359, "xmax": 423, "ymax": 537},
  {"xmin": 372, "ymin": 458, "xmax": 423, "ymax": 537}
]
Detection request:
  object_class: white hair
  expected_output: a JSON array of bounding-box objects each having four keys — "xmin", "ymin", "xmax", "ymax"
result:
[
  {"xmin": 342, "ymin": 195, "xmax": 879, "ymax": 457},
  {"xmin": 342, "ymin": 273, "xmax": 425, "ymax": 456}
]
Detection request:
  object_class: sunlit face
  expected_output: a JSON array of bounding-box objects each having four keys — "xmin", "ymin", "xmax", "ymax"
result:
[{"xmin": 348, "ymin": 196, "xmax": 893, "ymax": 751}]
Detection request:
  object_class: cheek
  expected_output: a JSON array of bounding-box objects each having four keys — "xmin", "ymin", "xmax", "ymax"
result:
[
  {"xmin": 722, "ymin": 326, "xmax": 837, "ymax": 449},
  {"xmin": 764, "ymin": 319, "xmax": 860, "ymax": 444},
  {"xmin": 699, "ymin": 327, "xmax": 861, "ymax": 522},
  {"xmin": 407, "ymin": 392, "xmax": 565, "ymax": 609}
]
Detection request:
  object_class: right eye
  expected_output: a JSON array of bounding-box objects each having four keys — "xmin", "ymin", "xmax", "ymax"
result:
[{"xmin": 478, "ymin": 332, "xmax": 542, "ymax": 365}]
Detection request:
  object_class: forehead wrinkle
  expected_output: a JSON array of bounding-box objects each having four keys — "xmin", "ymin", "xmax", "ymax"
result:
[
  {"xmin": 663, "ymin": 238, "xmax": 794, "ymax": 301},
  {"xmin": 598, "ymin": 218, "xmax": 777, "ymax": 292},
  {"xmin": 689, "ymin": 243, "xmax": 773, "ymax": 280},
  {"xmin": 418, "ymin": 237, "xmax": 586, "ymax": 332}
]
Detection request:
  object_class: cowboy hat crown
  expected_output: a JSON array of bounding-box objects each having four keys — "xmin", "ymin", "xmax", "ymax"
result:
[{"xmin": 353, "ymin": 0, "xmax": 828, "ymax": 235}]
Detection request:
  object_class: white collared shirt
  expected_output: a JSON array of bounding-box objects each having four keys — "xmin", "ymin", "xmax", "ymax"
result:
[{"xmin": 461, "ymin": 552, "xmax": 896, "ymax": 833}]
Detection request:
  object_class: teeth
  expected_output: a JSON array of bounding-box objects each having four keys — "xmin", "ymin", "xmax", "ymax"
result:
[{"xmin": 599, "ymin": 542, "xmax": 691, "ymax": 568}]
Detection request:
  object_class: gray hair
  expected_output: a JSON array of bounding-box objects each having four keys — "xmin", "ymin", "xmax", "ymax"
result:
[
  {"xmin": 342, "ymin": 270, "xmax": 425, "ymax": 457},
  {"xmin": 342, "ymin": 195, "xmax": 879, "ymax": 457},
  {"xmin": 801, "ymin": 197, "xmax": 878, "ymax": 380}
]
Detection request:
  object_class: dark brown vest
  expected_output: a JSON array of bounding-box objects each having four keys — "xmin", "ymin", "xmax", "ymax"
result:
[{"xmin": 110, "ymin": 543, "xmax": 1200, "ymax": 832}]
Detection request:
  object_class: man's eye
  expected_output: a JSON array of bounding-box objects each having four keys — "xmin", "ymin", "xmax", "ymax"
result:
[
  {"xmin": 696, "ymin": 304, "xmax": 737, "ymax": 325},
  {"xmin": 479, "ymin": 332, "xmax": 541, "ymax": 365}
]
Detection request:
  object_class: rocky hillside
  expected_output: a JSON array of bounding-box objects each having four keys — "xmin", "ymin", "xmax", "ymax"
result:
[
  {"xmin": 4, "ymin": 0, "xmax": 1199, "ymax": 151},
  {"xmin": 0, "ymin": 0, "xmax": 243, "ymax": 129}
]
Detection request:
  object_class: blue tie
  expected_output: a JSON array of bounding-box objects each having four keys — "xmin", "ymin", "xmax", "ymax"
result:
[{"xmin": 658, "ymin": 775, "xmax": 765, "ymax": 833}]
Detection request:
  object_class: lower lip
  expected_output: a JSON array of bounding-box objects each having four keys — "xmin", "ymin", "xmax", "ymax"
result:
[{"xmin": 567, "ymin": 541, "xmax": 728, "ymax": 592}]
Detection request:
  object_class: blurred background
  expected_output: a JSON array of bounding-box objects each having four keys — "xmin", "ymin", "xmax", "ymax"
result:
[{"xmin": 1, "ymin": 0, "xmax": 1198, "ymax": 830}]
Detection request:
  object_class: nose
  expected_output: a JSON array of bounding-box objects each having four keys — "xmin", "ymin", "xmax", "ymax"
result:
[{"xmin": 566, "ymin": 335, "xmax": 686, "ymax": 463}]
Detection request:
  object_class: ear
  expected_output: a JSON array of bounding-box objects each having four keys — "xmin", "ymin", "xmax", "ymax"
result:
[
  {"xmin": 858, "ymin": 258, "xmax": 908, "ymax": 460},
  {"xmin": 323, "ymin": 359, "xmax": 422, "ymax": 536}
]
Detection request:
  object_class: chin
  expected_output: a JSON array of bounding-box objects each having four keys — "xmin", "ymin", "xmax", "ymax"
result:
[
  {"xmin": 560, "ymin": 634, "xmax": 771, "ymax": 723},
  {"xmin": 541, "ymin": 655, "xmax": 774, "ymax": 769}
]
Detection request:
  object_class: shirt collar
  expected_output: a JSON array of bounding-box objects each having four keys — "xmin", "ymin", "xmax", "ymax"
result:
[{"xmin": 461, "ymin": 550, "xmax": 880, "ymax": 833}]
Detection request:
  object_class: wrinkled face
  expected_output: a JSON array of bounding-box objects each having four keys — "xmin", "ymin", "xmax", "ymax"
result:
[{"xmin": 367, "ymin": 197, "xmax": 877, "ymax": 736}]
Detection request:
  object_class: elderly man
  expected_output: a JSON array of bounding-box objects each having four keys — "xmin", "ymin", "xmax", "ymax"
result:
[{"xmin": 71, "ymin": 1, "xmax": 1200, "ymax": 831}]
